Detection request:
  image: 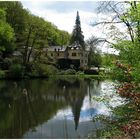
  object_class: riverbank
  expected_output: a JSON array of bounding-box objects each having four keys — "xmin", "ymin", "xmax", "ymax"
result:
[
  {"xmin": 0, "ymin": 72, "xmax": 109, "ymax": 80},
  {"xmin": 0, "ymin": 67, "xmax": 110, "ymax": 80}
]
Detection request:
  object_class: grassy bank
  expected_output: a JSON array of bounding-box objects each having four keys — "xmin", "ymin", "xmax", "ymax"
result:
[
  {"xmin": 0, "ymin": 68, "xmax": 110, "ymax": 80},
  {"xmin": 50, "ymin": 74, "xmax": 109, "ymax": 80}
]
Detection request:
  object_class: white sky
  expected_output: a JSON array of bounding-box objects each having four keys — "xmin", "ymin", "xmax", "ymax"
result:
[{"xmin": 21, "ymin": 1, "xmax": 125, "ymax": 54}]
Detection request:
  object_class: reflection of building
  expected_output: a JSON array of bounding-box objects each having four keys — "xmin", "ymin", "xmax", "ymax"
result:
[{"xmin": 47, "ymin": 42, "xmax": 89, "ymax": 69}]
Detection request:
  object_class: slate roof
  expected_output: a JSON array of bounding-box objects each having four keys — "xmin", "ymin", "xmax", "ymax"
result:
[{"xmin": 47, "ymin": 46, "xmax": 67, "ymax": 52}]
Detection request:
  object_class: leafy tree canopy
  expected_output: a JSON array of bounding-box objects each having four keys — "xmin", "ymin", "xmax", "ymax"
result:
[{"xmin": 0, "ymin": 8, "xmax": 15, "ymax": 58}]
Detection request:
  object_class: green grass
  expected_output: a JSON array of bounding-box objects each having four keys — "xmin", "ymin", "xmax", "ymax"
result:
[{"xmin": 49, "ymin": 74, "xmax": 109, "ymax": 80}]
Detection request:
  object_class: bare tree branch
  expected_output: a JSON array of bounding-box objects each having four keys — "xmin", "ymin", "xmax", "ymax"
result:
[{"xmin": 92, "ymin": 21, "xmax": 122, "ymax": 26}]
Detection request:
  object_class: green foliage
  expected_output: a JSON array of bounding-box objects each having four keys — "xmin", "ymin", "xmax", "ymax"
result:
[
  {"xmin": 0, "ymin": 2, "xmax": 27, "ymax": 33},
  {"xmin": 0, "ymin": 8, "xmax": 15, "ymax": 57},
  {"xmin": 31, "ymin": 64, "xmax": 58, "ymax": 77},
  {"xmin": 86, "ymin": 36, "xmax": 103, "ymax": 68},
  {"xmin": 0, "ymin": 58, "xmax": 12, "ymax": 70},
  {"xmin": 89, "ymin": 51, "xmax": 102, "ymax": 67},
  {"xmin": 109, "ymin": 2, "xmax": 140, "ymax": 83},
  {"xmin": 112, "ymin": 39, "xmax": 140, "ymax": 82},
  {"xmin": 0, "ymin": 2, "xmax": 70, "ymax": 78},
  {"xmin": 64, "ymin": 69, "xmax": 76, "ymax": 75},
  {"xmin": 76, "ymin": 71, "xmax": 84, "ymax": 75},
  {"xmin": 101, "ymin": 54, "xmax": 115, "ymax": 67},
  {"xmin": 58, "ymin": 69, "xmax": 76, "ymax": 75},
  {"xmin": 39, "ymin": 64, "xmax": 58, "ymax": 76},
  {"xmin": 115, "ymin": 40, "xmax": 139, "ymax": 65},
  {"xmin": 112, "ymin": 69, "xmax": 125, "ymax": 82},
  {"xmin": 93, "ymin": 124, "xmax": 123, "ymax": 139},
  {"xmin": 0, "ymin": 8, "xmax": 6, "ymax": 21},
  {"xmin": 8, "ymin": 64, "xmax": 25, "ymax": 78},
  {"xmin": 131, "ymin": 63, "xmax": 140, "ymax": 83},
  {"xmin": 0, "ymin": 70, "xmax": 5, "ymax": 78}
]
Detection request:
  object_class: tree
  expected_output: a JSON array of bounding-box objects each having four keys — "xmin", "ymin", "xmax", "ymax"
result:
[
  {"xmin": 70, "ymin": 11, "xmax": 85, "ymax": 48},
  {"xmin": 95, "ymin": 1, "xmax": 140, "ymax": 82},
  {"xmin": 0, "ymin": 1, "xmax": 71, "ymax": 76},
  {"xmin": 0, "ymin": 8, "xmax": 15, "ymax": 58},
  {"xmin": 0, "ymin": 1, "xmax": 29, "ymax": 47},
  {"xmin": 86, "ymin": 36, "xmax": 102, "ymax": 68}
]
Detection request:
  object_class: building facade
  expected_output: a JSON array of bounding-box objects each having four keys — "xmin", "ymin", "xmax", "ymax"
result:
[{"xmin": 47, "ymin": 43, "xmax": 89, "ymax": 69}]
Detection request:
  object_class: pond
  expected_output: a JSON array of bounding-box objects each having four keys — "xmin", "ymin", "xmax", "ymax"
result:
[{"xmin": 0, "ymin": 77, "xmax": 125, "ymax": 138}]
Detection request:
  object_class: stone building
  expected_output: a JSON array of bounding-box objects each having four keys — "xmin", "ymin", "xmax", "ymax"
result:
[
  {"xmin": 47, "ymin": 42, "xmax": 89, "ymax": 69},
  {"xmin": 47, "ymin": 12, "xmax": 89, "ymax": 70}
]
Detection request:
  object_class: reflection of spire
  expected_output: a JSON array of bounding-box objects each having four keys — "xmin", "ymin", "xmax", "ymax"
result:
[
  {"xmin": 64, "ymin": 79, "xmax": 88, "ymax": 130},
  {"xmin": 71, "ymin": 98, "xmax": 84, "ymax": 130}
]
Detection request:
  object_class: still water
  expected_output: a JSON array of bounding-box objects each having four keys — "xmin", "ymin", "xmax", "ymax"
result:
[{"xmin": 0, "ymin": 77, "xmax": 123, "ymax": 138}]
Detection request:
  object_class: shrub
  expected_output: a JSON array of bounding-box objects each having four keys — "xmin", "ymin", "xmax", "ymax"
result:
[
  {"xmin": 0, "ymin": 70, "xmax": 5, "ymax": 78},
  {"xmin": 0, "ymin": 58, "xmax": 12, "ymax": 70},
  {"xmin": 35, "ymin": 64, "xmax": 58, "ymax": 77},
  {"xmin": 57, "ymin": 70, "xmax": 65, "ymax": 75},
  {"xmin": 44, "ymin": 65, "xmax": 58, "ymax": 75},
  {"xmin": 9, "ymin": 64, "xmax": 24, "ymax": 78},
  {"xmin": 64, "ymin": 69, "xmax": 76, "ymax": 75},
  {"xmin": 76, "ymin": 71, "xmax": 84, "ymax": 75},
  {"xmin": 131, "ymin": 64, "xmax": 140, "ymax": 83}
]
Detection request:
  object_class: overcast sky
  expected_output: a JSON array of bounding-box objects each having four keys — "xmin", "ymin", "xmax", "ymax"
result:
[{"xmin": 21, "ymin": 1, "xmax": 121, "ymax": 53}]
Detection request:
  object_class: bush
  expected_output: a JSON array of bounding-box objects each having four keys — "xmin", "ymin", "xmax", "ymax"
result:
[
  {"xmin": 112, "ymin": 68, "xmax": 128, "ymax": 82},
  {"xmin": 131, "ymin": 64, "xmax": 140, "ymax": 83},
  {"xmin": 76, "ymin": 71, "xmax": 84, "ymax": 75},
  {"xmin": 0, "ymin": 70, "xmax": 5, "ymax": 78},
  {"xmin": 8, "ymin": 64, "xmax": 25, "ymax": 78},
  {"xmin": 42, "ymin": 64, "xmax": 58, "ymax": 76},
  {"xmin": 57, "ymin": 69, "xmax": 76, "ymax": 75},
  {"xmin": 37, "ymin": 64, "xmax": 58, "ymax": 77},
  {"xmin": 0, "ymin": 58, "xmax": 12, "ymax": 70},
  {"xmin": 64, "ymin": 69, "xmax": 76, "ymax": 75}
]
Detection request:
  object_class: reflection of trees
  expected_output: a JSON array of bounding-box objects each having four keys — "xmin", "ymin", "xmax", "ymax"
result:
[
  {"xmin": 0, "ymin": 78, "xmax": 89, "ymax": 138},
  {"xmin": 0, "ymin": 79, "xmax": 103, "ymax": 138}
]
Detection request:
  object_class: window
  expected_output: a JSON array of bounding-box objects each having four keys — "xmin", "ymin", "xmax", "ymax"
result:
[
  {"xmin": 57, "ymin": 53, "xmax": 59, "ymax": 56},
  {"xmin": 72, "ymin": 53, "xmax": 76, "ymax": 56}
]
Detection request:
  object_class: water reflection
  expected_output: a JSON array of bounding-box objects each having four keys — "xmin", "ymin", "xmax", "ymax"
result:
[{"xmin": 0, "ymin": 78, "xmax": 108, "ymax": 138}]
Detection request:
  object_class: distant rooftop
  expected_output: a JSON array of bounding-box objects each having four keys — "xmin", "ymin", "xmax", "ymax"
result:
[
  {"xmin": 47, "ymin": 46, "xmax": 67, "ymax": 52},
  {"xmin": 47, "ymin": 42, "xmax": 89, "ymax": 52}
]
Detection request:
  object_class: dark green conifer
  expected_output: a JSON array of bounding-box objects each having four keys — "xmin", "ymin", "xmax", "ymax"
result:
[{"xmin": 70, "ymin": 11, "xmax": 85, "ymax": 49}]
